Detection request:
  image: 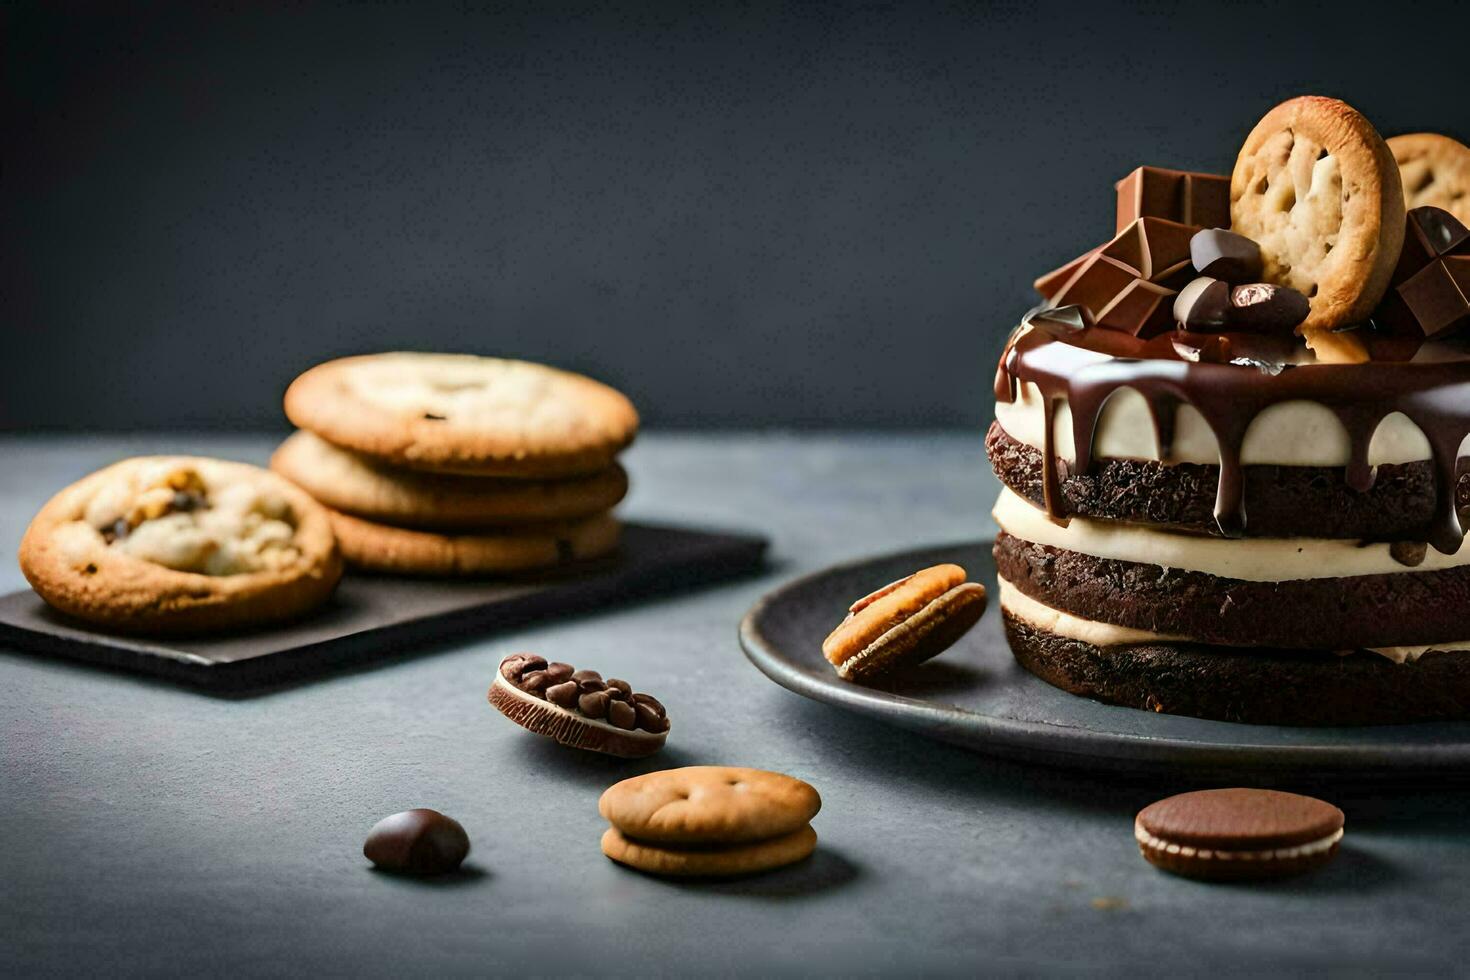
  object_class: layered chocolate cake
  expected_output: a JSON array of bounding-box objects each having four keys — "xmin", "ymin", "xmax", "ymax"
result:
[{"xmin": 987, "ymin": 96, "xmax": 1470, "ymax": 725}]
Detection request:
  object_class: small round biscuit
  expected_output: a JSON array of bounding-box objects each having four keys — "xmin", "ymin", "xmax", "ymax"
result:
[
  {"xmin": 271, "ymin": 430, "xmax": 628, "ymax": 530},
  {"xmin": 1230, "ymin": 96, "xmax": 1405, "ymax": 358},
  {"xmin": 598, "ymin": 766, "xmax": 821, "ymax": 845},
  {"xmin": 327, "ymin": 508, "xmax": 620, "ymax": 576},
  {"xmin": 284, "ymin": 353, "xmax": 639, "ymax": 478},
  {"xmin": 19, "ymin": 457, "xmax": 342, "ymax": 634},
  {"xmin": 601, "ymin": 825, "xmax": 817, "ymax": 878},
  {"xmin": 1388, "ymin": 133, "xmax": 1470, "ymax": 227},
  {"xmin": 821, "ymin": 563, "xmax": 987, "ymax": 681}
]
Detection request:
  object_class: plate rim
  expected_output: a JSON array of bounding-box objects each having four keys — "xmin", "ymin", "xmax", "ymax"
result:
[{"xmin": 738, "ymin": 538, "xmax": 1470, "ymax": 775}]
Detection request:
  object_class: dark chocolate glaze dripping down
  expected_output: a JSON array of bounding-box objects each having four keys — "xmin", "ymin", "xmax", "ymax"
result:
[{"xmin": 996, "ymin": 328, "xmax": 1470, "ymax": 554}]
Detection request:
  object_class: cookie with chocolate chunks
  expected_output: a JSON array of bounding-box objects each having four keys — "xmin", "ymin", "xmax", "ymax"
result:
[
  {"xmin": 821, "ymin": 563, "xmax": 987, "ymax": 681},
  {"xmin": 489, "ymin": 653, "xmax": 669, "ymax": 758},
  {"xmin": 1135, "ymin": 789, "xmax": 1344, "ymax": 881}
]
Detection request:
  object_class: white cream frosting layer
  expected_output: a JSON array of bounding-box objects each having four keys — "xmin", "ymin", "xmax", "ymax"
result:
[
  {"xmin": 995, "ymin": 378, "xmax": 1442, "ymax": 467},
  {"xmin": 993, "ymin": 488, "xmax": 1470, "ymax": 582},
  {"xmin": 997, "ymin": 576, "xmax": 1468, "ymax": 664}
]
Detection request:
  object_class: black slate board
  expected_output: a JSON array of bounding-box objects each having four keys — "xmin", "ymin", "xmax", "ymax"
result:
[
  {"xmin": 740, "ymin": 539, "xmax": 1470, "ymax": 781},
  {"xmin": 0, "ymin": 522, "xmax": 766, "ymax": 692}
]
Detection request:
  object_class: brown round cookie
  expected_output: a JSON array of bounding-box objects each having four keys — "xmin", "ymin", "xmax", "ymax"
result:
[
  {"xmin": 994, "ymin": 532, "xmax": 1470, "ymax": 652},
  {"xmin": 985, "ymin": 421, "xmax": 1470, "ymax": 542},
  {"xmin": 284, "ymin": 353, "xmax": 639, "ymax": 478},
  {"xmin": 1230, "ymin": 96, "xmax": 1405, "ymax": 358},
  {"xmin": 1002, "ymin": 614, "xmax": 1470, "ymax": 726},
  {"xmin": 327, "ymin": 509, "xmax": 620, "ymax": 576},
  {"xmin": 19, "ymin": 456, "xmax": 342, "ymax": 635},
  {"xmin": 1136, "ymin": 789, "xmax": 1344, "ymax": 881},
  {"xmin": 598, "ymin": 767, "xmax": 821, "ymax": 845},
  {"xmin": 488, "ymin": 654, "xmax": 669, "ymax": 758},
  {"xmin": 600, "ymin": 824, "xmax": 816, "ymax": 878},
  {"xmin": 821, "ymin": 564, "xmax": 987, "ymax": 681},
  {"xmin": 1388, "ymin": 133, "xmax": 1470, "ymax": 226},
  {"xmin": 271, "ymin": 430, "xmax": 628, "ymax": 530}
]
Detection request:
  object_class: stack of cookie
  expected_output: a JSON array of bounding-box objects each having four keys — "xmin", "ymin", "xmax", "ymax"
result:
[{"xmin": 272, "ymin": 353, "xmax": 638, "ymax": 576}]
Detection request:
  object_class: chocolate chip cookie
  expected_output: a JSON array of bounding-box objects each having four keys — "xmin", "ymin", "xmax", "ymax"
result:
[
  {"xmin": 19, "ymin": 457, "xmax": 342, "ymax": 634},
  {"xmin": 284, "ymin": 353, "xmax": 639, "ymax": 478}
]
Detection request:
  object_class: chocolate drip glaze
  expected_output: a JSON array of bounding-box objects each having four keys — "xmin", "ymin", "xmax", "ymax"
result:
[{"xmin": 995, "ymin": 327, "xmax": 1470, "ymax": 553}]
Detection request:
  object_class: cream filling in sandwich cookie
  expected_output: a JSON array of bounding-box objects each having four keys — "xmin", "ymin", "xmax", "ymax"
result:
[
  {"xmin": 1134, "ymin": 821, "xmax": 1344, "ymax": 863},
  {"xmin": 993, "ymin": 488, "xmax": 1470, "ymax": 582},
  {"xmin": 997, "ymin": 576, "xmax": 1470, "ymax": 664}
]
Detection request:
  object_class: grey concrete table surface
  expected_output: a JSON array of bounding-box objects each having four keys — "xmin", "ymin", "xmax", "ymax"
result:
[{"xmin": 2, "ymin": 432, "xmax": 1468, "ymax": 978}]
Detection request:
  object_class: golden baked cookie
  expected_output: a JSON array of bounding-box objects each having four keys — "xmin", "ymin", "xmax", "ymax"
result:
[
  {"xmin": 1388, "ymin": 133, "xmax": 1470, "ymax": 226},
  {"xmin": 284, "ymin": 353, "xmax": 639, "ymax": 478},
  {"xmin": 327, "ymin": 508, "xmax": 620, "ymax": 576},
  {"xmin": 18, "ymin": 457, "xmax": 342, "ymax": 634},
  {"xmin": 821, "ymin": 563, "xmax": 986, "ymax": 681},
  {"xmin": 1230, "ymin": 96, "xmax": 1405, "ymax": 360},
  {"xmin": 598, "ymin": 766, "xmax": 821, "ymax": 845},
  {"xmin": 600, "ymin": 824, "xmax": 816, "ymax": 878},
  {"xmin": 271, "ymin": 430, "xmax": 628, "ymax": 530}
]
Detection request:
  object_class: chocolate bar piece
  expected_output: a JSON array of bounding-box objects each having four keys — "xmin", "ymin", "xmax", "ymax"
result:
[
  {"xmin": 1376, "ymin": 207, "xmax": 1470, "ymax": 339},
  {"xmin": 1399, "ymin": 255, "xmax": 1470, "ymax": 338},
  {"xmin": 1115, "ymin": 166, "xmax": 1231, "ymax": 233},
  {"xmin": 1097, "ymin": 279, "xmax": 1175, "ymax": 338},
  {"xmin": 1034, "ymin": 247, "xmax": 1098, "ymax": 301},
  {"xmin": 1101, "ymin": 217, "xmax": 1198, "ymax": 283}
]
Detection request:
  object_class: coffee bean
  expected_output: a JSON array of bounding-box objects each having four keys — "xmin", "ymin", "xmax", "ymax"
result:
[
  {"xmin": 500, "ymin": 653, "xmax": 545, "ymax": 681},
  {"xmin": 363, "ymin": 809, "xmax": 470, "ymax": 876},
  {"xmin": 571, "ymin": 669, "xmax": 602, "ymax": 685},
  {"xmin": 634, "ymin": 701, "xmax": 667, "ymax": 732},
  {"xmin": 546, "ymin": 681, "xmax": 579, "ymax": 707},
  {"xmin": 520, "ymin": 670, "xmax": 551, "ymax": 696},
  {"xmin": 608, "ymin": 700, "xmax": 637, "ymax": 730},
  {"xmin": 577, "ymin": 677, "xmax": 606, "ymax": 695},
  {"xmin": 579, "ymin": 691, "xmax": 610, "ymax": 719},
  {"xmin": 605, "ymin": 678, "xmax": 632, "ymax": 699},
  {"xmin": 631, "ymin": 692, "xmax": 666, "ymax": 717},
  {"xmin": 545, "ymin": 662, "xmax": 574, "ymax": 683}
]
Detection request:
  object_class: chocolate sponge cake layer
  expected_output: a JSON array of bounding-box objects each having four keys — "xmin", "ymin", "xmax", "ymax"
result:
[
  {"xmin": 1004, "ymin": 614, "xmax": 1470, "ymax": 726},
  {"xmin": 994, "ymin": 532, "xmax": 1470, "ymax": 651},
  {"xmin": 986, "ymin": 421, "xmax": 1470, "ymax": 541}
]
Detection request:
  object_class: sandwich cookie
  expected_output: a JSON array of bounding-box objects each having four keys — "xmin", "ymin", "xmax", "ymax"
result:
[
  {"xmin": 598, "ymin": 766, "xmax": 821, "ymax": 878},
  {"xmin": 489, "ymin": 653, "xmax": 669, "ymax": 758},
  {"xmin": 1135, "ymin": 788, "xmax": 1344, "ymax": 881},
  {"xmin": 284, "ymin": 352, "xmax": 639, "ymax": 478},
  {"xmin": 822, "ymin": 563, "xmax": 987, "ymax": 681}
]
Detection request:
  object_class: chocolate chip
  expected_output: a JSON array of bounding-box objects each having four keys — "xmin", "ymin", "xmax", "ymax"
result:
[
  {"xmin": 520, "ymin": 670, "xmax": 551, "ymax": 697},
  {"xmin": 422, "ymin": 412, "xmax": 447, "ymax": 421},
  {"xmin": 634, "ymin": 701, "xmax": 668, "ymax": 732},
  {"xmin": 1174, "ymin": 276, "xmax": 1231, "ymax": 331},
  {"xmin": 578, "ymin": 691, "xmax": 610, "ymax": 719},
  {"xmin": 607, "ymin": 700, "xmax": 637, "ymax": 730},
  {"xmin": 605, "ymin": 678, "xmax": 632, "ymax": 699},
  {"xmin": 500, "ymin": 653, "xmax": 546, "ymax": 681},
  {"xmin": 546, "ymin": 681, "xmax": 578, "ymax": 707},
  {"xmin": 363, "ymin": 809, "xmax": 470, "ymax": 876},
  {"xmin": 545, "ymin": 662, "xmax": 574, "ymax": 683},
  {"xmin": 1390, "ymin": 541, "xmax": 1428, "ymax": 568},
  {"xmin": 1229, "ymin": 283, "xmax": 1310, "ymax": 332},
  {"xmin": 1189, "ymin": 229, "xmax": 1262, "ymax": 283}
]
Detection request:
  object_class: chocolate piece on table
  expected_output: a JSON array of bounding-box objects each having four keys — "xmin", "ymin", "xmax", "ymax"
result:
[
  {"xmin": 1034, "ymin": 247, "xmax": 1099, "ymax": 301},
  {"xmin": 1228, "ymin": 283, "xmax": 1311, "ymax": 332},
  {"xmin": 1115, "ymin": 165, "xmax": 1231, "ymax": 233},
  {"xmin": 1173, "ymin": 276, "xmax": 1232, "ymax": 331},
  {"xmin": 1190, "ymin": 229, "xmax": 1263, "ymax": 282},
  {"xmin": 364, "ymin": 809, "xmax": 470, "ymax": 876},
  {"xmin": 490, "ymin": 653, "xmax": 669, "ymax": 757}
]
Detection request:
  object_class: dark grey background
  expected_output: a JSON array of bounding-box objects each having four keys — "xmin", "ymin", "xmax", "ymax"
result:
[{"xmin": 4, "ymin": 0, "xmax": 1467, "ymax": 431}]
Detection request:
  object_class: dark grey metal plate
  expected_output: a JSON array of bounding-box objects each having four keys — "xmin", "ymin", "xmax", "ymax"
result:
[{"xmin": 740, "ymin": 539, "xmax": 1470, "ymax": 779}]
